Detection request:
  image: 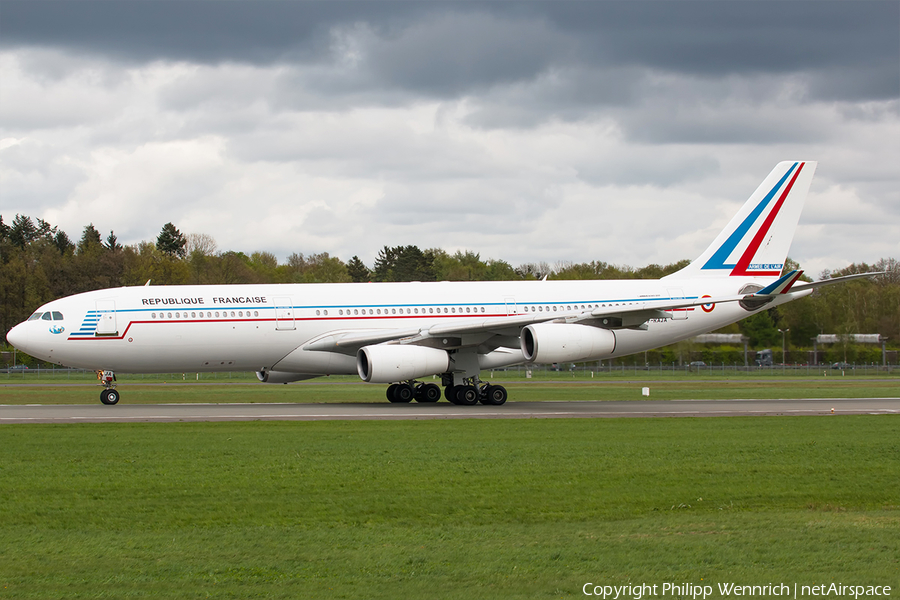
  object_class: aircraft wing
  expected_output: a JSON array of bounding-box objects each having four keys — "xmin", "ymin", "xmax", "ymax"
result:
[
  {"xmin": 301, "ymin": 292, "xmax": 749, "ymax": 354},
  {"xmin": 303, "ymin": 328, "xmax": 424, "ymax": 353},
  {"xmin": 302, "ymin": 270, "xmax": 821, "ymax": 355}
]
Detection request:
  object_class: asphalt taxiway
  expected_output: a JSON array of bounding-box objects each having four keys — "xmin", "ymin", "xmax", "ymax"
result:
[{"xmin": 1, "ymin": 397, "xmax": 898, "ymax": 424}]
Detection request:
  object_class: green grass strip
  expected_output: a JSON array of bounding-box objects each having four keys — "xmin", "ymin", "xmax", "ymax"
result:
[
  {"xmin": 2, "ymin": 377, "xmax": 898, "ymax": 405},
  {"xmin": 1, "ymin": 416, "xmax": 898, "ymax": 598}
]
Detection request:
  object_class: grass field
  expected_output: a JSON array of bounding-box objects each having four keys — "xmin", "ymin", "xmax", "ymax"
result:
[
  {"xmin": 1, "ymin": 416, "xmax": 898, "ymax": 598},
  {"xmin": 1, "ymin": 375, "xmax": 899, "ymax": 405}
]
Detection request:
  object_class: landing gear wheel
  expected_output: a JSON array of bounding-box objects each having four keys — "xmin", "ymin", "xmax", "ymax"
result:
[
  {"xmin": 100, "ymin": 389, "xmax": 120, "ymax": 405},
  {"xmin": 445, "ymin": 386, "xmax": 460, "ymax": 404},
  {"xmin": 389, "ymin": 383, "xmax": 414, "ymax": 403},
  {"xmin": 455, "ymin": 385, "xmax": 479, "ymax": 406},
  {"xmin": 386, "ymin": 384, "xmax": 399, "ymax": 402},
  {"xmin": 418, "ymin": 383, "xmax": 441, "ymax": 403},
  {"xmin": 480, "ymin": 384, "xmax": 507, "ymax": 406}
]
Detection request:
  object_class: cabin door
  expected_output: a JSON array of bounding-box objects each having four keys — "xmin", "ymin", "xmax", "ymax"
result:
[
  {"xmin": 273, "ymin": 297, "xmax": 296, "ymax": 331},
  {"xmin": 95, "ymin": 300, "xmax": 118, "ymax": 336},
  {"xmin": 665, "ymin": 287, "xmax": 689, "ymax": 321}
]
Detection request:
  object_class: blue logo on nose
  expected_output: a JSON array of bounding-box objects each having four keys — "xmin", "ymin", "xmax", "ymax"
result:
[{"xmin": 50, "ymin": 325, "xmax": 65, "ymax": 334}]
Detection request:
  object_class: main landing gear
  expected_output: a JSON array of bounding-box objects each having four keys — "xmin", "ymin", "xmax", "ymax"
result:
[
  {"xmin": 385, "ymin": 378, "xmax": 507, "ymax": 406},
  {"xmin": 386, "ymin": 381, "xmax": 442, "ymax": 403},
  {"xmin": 97, "ymin": 370, "xmax": 120, "ymax": 405},
  {"xmin": 445, "ymin": 380, "xmax": 508, "ymax": 406}
]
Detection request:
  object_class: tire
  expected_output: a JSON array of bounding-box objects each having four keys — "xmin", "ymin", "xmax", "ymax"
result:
[
  {"xmin": 394, "ymin": 383, "xmax": 414, "ymax": 403},
  {"xmin": 420, "ymin": 383, "xmax": 441, "ymax": 403},
  {"xmin": 100, "ymin": 389, "xmax": 120, "ymax": 405},
  {"xmin": 445, "ymin": 386, "xmax": 459, "ymax": 404},
  {"xmin": 456, "ymin": 385, "xmax": 479, "ymax": 406},
  {"xmin": 482, "ymin": 384, "xmax": 507, "ymax": 406},
  {"xmin": 386, "ymin": 384, "xmax": 399, "ymax": 402}
]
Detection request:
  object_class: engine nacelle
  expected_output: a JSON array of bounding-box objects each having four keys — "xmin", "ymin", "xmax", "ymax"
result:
[
  {"xmin": 521, "ymin": 323, "xmax": 617, "ymax": 364},
  {"xmin": 357, "ymin": 345, "xmax": 450, "ymax": 383},
  {"xmin": 256, "ymin": 371, "xmax": 321, "ymax": 384}
]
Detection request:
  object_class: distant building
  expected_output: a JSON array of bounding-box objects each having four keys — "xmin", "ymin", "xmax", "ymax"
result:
[
  {"xmin": 691, "ymin": 334, "xmax": 749, "ymax": 366},
  {"xmin": 811, "ymin": 334, "xmax": 888, "ymax": 366}
]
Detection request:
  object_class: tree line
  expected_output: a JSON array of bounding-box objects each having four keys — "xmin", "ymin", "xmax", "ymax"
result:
[{"xmin": 2, "ymin": 214, "xmax": 898, "ymax": 359}]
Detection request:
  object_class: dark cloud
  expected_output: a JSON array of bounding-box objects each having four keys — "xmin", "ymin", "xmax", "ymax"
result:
[
  {"xmin": 0, "ymin": 1, "xmax": 386, "ymax": 63},
  {"xmin": 4, "ymin": 1, "xmax": 897, "ymax": 102}
]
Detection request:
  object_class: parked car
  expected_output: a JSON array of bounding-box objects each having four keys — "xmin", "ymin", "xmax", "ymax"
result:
[
  {"xmin": 5, "ymin": 365, "xmax": 29, "ymax": 373},
  {"xmin": 831, "ymin": 362, "xmax": 852, "ymax": 370},
  {"xmin": 689, "ymin": 361, "xmax": 707, "ymax": 367}
]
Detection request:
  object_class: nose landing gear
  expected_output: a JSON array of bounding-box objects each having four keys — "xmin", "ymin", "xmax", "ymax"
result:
[{"xmin": 97, "ymin": 370, "xmax": 120, "ymax": 405}]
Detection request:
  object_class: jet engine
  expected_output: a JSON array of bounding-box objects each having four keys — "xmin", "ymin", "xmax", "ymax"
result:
[
  {"xmin": 521, "ymin": 323, "xmax": 616, "ymax": 363},
  {"xmin": 357, "ymin": 344, "xmax": 450, "ymax": 383}
]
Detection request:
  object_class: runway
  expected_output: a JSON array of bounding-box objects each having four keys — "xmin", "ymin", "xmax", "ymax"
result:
[{"xmin": 1, "ymin": 397, "xmax": 899, "ymax": 424}]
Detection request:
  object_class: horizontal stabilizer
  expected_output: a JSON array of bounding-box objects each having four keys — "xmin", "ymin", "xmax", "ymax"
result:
[{"xmin": 788, "ymin": 271, "xmax": 885, "ymax": 293}]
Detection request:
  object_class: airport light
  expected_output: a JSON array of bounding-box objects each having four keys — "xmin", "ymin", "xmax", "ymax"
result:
[{"xmin": 778, "ymin": 328, "xmax": 790, "ymax": 368}]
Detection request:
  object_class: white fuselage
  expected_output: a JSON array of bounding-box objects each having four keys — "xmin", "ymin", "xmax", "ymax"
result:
[{"xmin": 7, "ymin": 276, "xmax": 795, "ymax": 376}]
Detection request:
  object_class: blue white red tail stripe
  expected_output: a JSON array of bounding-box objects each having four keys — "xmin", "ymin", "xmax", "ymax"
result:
[{"xmin": 701, "ymin": 162, "xmax": 804, "ymax": 276}]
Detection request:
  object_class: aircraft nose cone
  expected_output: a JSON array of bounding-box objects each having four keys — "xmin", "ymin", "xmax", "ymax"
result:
[{"xmin": 6, "ymin": 323, "xmax": 28, "ymax": 350}]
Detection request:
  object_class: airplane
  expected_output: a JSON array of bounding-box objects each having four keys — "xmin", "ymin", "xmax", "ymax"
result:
[{"xmin": 5, "ymin": 161, "xmax": 879, "ymax": 406}]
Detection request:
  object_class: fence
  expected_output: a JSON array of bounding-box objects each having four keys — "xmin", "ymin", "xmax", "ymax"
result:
[{"xmin": 4, "ymin": 362, "xmax": 898, "ymax": 383}]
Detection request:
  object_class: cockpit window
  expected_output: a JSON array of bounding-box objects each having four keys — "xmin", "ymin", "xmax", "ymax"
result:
[
  {"xmin": 52, "ymin": 311, "xmax": 64, "ymax": 320},
  {"xmin": 28, "ymin": 312, "xmax": 43, "ymax": 321},
  {"xmin": 41, "ymin": 312, "xmax": 52, "ymax": 321}
]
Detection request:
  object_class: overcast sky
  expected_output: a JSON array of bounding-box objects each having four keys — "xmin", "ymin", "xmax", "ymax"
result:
[{"xmin": 2, "ymin": 1, "xmax": 898, "ymax": 277}]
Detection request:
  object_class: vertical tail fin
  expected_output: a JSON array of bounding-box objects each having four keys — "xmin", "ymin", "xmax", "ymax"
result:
[{"xmin": 666, "ymin": 161, "xmax": 817, "ymax": 280}]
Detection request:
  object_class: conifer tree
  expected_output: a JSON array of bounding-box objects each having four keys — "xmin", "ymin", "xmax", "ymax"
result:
[
  {"xmin": 156, "ymin": 222, "xmax": 187, "ymax": 258},
  {"xmin": 347, "ymin": 255, "xmax": 370, "ymax": 282}
]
